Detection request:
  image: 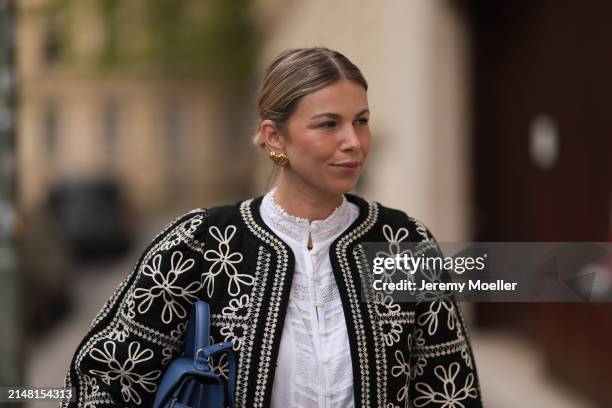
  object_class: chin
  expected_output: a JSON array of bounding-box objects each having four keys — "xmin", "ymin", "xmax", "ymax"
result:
[
  {"xmin": 326, "ymin": 180, "xmax": 359, "ymax": 195},
  {"xmin": 309, "ymin": 173, "xmax": 360, "ymax": 196}
]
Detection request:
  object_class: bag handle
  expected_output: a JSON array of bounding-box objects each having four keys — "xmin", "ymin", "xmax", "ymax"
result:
[{"xmin": 184, "ymin": 301, "xmax": 210, "ymax": 359}]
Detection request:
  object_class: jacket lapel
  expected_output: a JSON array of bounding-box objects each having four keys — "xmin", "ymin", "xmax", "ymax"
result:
[
  {"xmin": 329, "ymin": 194, "xmax": 380, "ymax": 407},
  {"xmin": 236, "ymin": 194, "xmax": 380, "ymax": 408},
  {"xmin": 235, "ymin": 197, "xmax": 295, "ymax": 408}
]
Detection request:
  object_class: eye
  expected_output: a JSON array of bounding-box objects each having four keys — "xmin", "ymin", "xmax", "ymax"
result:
[
  {"xmin": 319, "ymin": 121, "xmax": 336, "ymax": 129},
  {"xmin": 354, "ymin": 118, "xmax": 369, "ymax": 125}
]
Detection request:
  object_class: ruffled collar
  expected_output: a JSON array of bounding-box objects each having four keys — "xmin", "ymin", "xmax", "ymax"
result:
[{"xmin": 260, "ymin": 187, "xmax": 353, "ymax": 245}]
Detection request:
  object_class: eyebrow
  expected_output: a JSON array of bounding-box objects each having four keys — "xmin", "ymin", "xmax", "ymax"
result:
[{"xmin": 310, "ymin": 109, "xmax": 370, "ymax": 120}]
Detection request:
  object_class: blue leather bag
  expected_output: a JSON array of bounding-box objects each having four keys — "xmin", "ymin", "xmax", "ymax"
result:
[{"xmin": 153, "ymin": 301, "xmax": 237, "ymax": 408}]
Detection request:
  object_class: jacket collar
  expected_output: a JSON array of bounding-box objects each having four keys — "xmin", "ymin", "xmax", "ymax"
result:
[
  {"xmin": 244, "ymin": 191, "xmax": 372, "ymax": 244},
  {"xmin": 260, "ymin": 187, "xmax": 357, "ymax": 245}
]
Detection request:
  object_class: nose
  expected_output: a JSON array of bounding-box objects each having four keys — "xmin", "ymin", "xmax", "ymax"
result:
[{"xmin": 340, "ymin": 123, "xmax": 361, "ymax": 151}]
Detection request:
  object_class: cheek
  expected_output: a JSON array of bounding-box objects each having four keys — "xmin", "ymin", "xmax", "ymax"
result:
[
  {"xmin": 293, "ymin": 135, "xmax": 337, "ymax": 162},
  {"xmin": 361, "ymin": 133, "xmax": 372, "ymax": 158}
]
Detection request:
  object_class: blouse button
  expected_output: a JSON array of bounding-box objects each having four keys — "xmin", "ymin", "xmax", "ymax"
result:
[
  {"xmin": 315, "ymin": 300, "xmax": 324, "ymax": 307},
  {"xmin": 319, "ymin": 328, "xmax": 327, "ymax": 336},
  {"xmin": 313, "ymin": 272, "xmax": 321, "ymax": 281},
  {"xmin": 310, "ymin": 223, "xmax": 319, "ymax": 233},
  {"xmin": 322, "ymin": 356, "xmax": 330, "ymax": 364},
  {"xmin": 324, "ymin": 389, "xmax": 333, "ymax": 397}
]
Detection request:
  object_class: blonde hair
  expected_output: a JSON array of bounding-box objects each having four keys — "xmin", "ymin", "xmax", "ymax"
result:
[{"xmin": 252, "ymin": 47, "xmax": 368, "ymax": 148}]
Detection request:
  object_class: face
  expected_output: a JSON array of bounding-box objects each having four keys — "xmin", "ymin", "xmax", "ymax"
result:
[{"xmin": 270, "ymin": 78, "xmax": 371, "ymax": 196}]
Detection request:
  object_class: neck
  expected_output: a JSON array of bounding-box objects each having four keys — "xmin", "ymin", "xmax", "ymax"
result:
[{"xmin": 273, "ymin": 175, "xmax": 343, "ymax": 222}]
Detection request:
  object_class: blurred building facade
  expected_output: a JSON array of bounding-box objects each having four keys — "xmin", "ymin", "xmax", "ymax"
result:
[
  {"xmin": 17, "ymin": 0, "xmax": 257, "ymax": 218},
  {"xmin": 18, "ymin": 0, "xmax": 473, "ymax": 239}
]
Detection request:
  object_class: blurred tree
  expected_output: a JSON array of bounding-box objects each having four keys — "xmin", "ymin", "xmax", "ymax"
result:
[{"xmin": 50, "ymin": 0, "xmax": 259, "ymax": 85}]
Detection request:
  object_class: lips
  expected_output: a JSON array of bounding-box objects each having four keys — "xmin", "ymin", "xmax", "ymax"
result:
[{"xmin": 332, "ymin": 161, "xmax": 361, "ymax": 167}]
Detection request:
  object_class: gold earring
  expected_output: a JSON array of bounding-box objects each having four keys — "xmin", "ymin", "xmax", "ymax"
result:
[{"xmin": 269, "ymin": 151, "xmax": 289, "ymax": 166}]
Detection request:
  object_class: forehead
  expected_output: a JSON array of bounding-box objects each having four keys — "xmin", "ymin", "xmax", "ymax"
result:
[{"xmin": 294, "ymin": 78, "xmax": 368, "ymax": 117}]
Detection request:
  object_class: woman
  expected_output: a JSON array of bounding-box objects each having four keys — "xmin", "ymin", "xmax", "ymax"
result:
[{"xmin": 63, "ymin": 47, "xmax": 483, "ymax": 408}]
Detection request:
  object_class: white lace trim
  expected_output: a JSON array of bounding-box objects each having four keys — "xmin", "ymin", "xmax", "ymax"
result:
[{"xmin": 261, "ymin": 187, "xmax": 354, "ymax": 245}]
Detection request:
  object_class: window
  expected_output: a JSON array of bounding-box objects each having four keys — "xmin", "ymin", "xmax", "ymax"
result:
[{"xmin": 42, "ymin": 19, "xmax": 62, "ymax": 66}]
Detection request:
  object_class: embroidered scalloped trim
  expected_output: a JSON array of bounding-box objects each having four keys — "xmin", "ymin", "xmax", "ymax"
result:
[
  {"xmin": 336, "ymin": 201, "xmax": 379, "ymax": 407},
  {"xmin": 239, "ymin": 200, "xmax": 289, "ymax": 408},
  {"xmin": 355, "ymin": 242, "xmax": 389, "ymax": 405}
]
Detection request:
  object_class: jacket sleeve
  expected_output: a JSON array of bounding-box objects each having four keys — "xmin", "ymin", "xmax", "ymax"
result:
[
  {"xmin": 61, "ymin": 209, "xmax": 209, "ymax": 407},
  {"xmin": 408, "ymin": 220, "xmax": 484, "ymax": 408}
]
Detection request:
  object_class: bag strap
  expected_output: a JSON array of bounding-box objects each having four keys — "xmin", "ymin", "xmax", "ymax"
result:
[{"xmin": 184, "ymin": 301, "xmax": 210, "ymax": 359}]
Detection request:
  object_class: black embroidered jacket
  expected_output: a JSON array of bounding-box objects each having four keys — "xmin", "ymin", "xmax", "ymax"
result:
[{"xmin": 62, "ymin": 193, "xmax": 484, "ymax": 407}]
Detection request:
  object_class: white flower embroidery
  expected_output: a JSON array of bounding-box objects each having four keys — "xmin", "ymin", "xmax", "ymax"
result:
[
  {"xmin": 375, "ymin": 292, "xmax": 401, "ymax": 313},
  {"xmin": 89, "ymin": 341, "xmax": 161, "ymax": 404},
  {"xmin": 415, "ymin": 266, "xmax": 456, "ymax": 335},
  {"xmin": 202, "ymin": 225, "xmax": 253, "ymax": 297},
  {"xmin": 183, "ymin": 215, "xmax": 203, "ymax": 237},
  {"xmin": 413, "ymin": 362, "xmax": 478, "ymax": 408},
  {"xmin": 383, "ymin": 324, "xmax": 403, "ymax": 347},
  {"xmin": 375, "ymin": 293, "xmax": 404, "ymax": 346},
  {"xmin": 391, "ymin": 349, "xmax": 411, "ymax": 404},
  {"xmin": 409, "ymin": 329, "xmax": 428, "ymax": 380},
  {"xmin": 109, "ymin": 321, "xmax": 129, "ymax": 343},
  {"xmin": 376, "ymin": 225, "xmax": 415, "ymax": 293},
  {"xmin": 410, "ymin": 218, "xmax": 431, "ymax": 241},
  {"xmin": 133, "ymin": 251, "xmax": 201, "ymax": 324},
  {"xmin": 417, "ymin": 300, "xmax": 457, "ymax": 336},
  {"xmin": 161, "ymin": 348, "xmax": 173, "ymax": 366},
  {"xmin": 170, "ymin": 321, "xmax": 187, "ymax": 341},
  {"xmin": 82, "ymin": 375, "xmax": 101, "ymax": 408},
  {"xmin": 220, "ymin": 294, "xmax": 251, "ymax": 351},
  {"xmin": 460, "ymin": 346, "xmax": 472, "ymax": 370},
  {"xmin": 415, "ymin": 261, "xmax": 454, "ymax": 305},
  {"xmin": 453, "ymin": 325, "xmax": 473, "ymax": 369},
  {"xmin": 161, "ymin": 322, "xmax": 187, "ymax": 365},
  {"xmin": 383, "ymin": 224, "xmax": 410, "ymax": 244},
  {"xmin": 221, "ymin": 294, "xmax": 251, "ymax": 317}
]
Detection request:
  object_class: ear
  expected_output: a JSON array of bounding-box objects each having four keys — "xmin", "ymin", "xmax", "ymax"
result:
[{"xmin": 261, "ymin": 119, "xmax": 286, "ymax": 153}]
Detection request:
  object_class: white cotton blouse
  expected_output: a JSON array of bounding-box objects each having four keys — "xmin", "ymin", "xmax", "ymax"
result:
[{"xmin": 260, "ymin": 188, "xmax": 359, "ymax": 408}]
